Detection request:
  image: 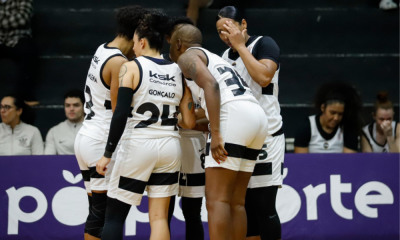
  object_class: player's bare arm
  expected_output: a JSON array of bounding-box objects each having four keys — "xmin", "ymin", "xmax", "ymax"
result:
[
  {"xmin": 195, "ymin": 108, "xmax": 206, "ymax": 120},
  {"xmin": 103, "ymin": 56, "xmax": 128, "ymax": 112},
  {"xmin": 222, "ymin": 21, "xmax": 277, "ymax": 87},
  {"xmin": 96, "ymin": 62, "xmax": 138, "ymax": 176},
  {"xmin": 178, "ymin": 49, "xmax": 227, "ymax": 163},
  {"xmin": 178, "ymin": 84, "xmax": 196, "ymax": 129},
  {"xmin": 361, "ymin": 135, "xmax": 373, "ymax": 152},
  {"xmin": 294, "ymin": 146, "xmax": 309, "ymax": 153}
]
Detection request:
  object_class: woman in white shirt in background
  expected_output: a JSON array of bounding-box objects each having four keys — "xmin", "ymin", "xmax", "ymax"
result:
[
  {"xmin": 0, "ymin": 94, "xmax": 43, "ymax": 155},
  {"xmin": 362, "ymin": 92, "xmax": 400, "ymax": 153}
]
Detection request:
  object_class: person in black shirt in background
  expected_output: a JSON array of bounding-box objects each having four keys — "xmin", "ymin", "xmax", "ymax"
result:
[
  {"xmin": 216, "ymin": 6, "xmax": 283, "ymax": 240},
  {"xmin": 295, "ymin": 82, "xmax": 362, "ymax": 153}
]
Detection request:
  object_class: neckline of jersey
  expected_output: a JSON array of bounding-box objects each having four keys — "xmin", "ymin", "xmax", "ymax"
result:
[
  {"xmin": 142, "ymin": 56, "xmax": 174, "ymax": 65},
  {"xmin": 315, "ymin": 114, "xmax": 340, "ymax": 141},
  {"xmin": 227, "ymin": 35, "xmax": 259, "ymax": 60},
  {"xmin": 103, "ymin": 42, "xmax": 120, "ymax": 50}
]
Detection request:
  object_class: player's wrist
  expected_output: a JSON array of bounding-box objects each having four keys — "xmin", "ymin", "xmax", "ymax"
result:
[{"xmin": 103, "ymin": 150, "xmax": 113, "ymax": 158}]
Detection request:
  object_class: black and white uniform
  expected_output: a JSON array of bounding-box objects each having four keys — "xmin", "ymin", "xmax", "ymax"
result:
[
  {"xmin": 362, "ymin": 121, "xmax": 397, "ymax": 152},
  {"xmin": 186, "ymin": 47, "xmax": 268, "ymax": 172},
  {"xmin": 75, "ymin": 43, "xmax": 126, "ymax": 193},
  {"xmin": 107, "ymin": 56, "xmax": 184, "ymax": 206},
  {"xmin": 222, "ymin": 36, "xmax": 284, "ymax": 187},
  {"xmin": 161, "ymin": 53, "xmax": 206, "ymax": 198},
  {"xmin": 294, "ymin": 115, "xmax": 359, "ymax": 153}
]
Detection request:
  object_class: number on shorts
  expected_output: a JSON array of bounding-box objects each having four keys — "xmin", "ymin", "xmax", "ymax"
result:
[
  {"xmin": 200, "ymin": 153, "xmax": 205, "ymax": 169},
  {"xmin": 258, "ymin": 144, "xmax": 268, "ymax": 160},
  {"xmin": 217, "ymin": 67, "xmax": 249, "ymax": 96},
  {"xmin": 84, "ymin": 85, "xmax": 95, "ymax": 120},
  {"xmin": 135, "ymin": 102, "xmax": 177, "ymax": 128}
]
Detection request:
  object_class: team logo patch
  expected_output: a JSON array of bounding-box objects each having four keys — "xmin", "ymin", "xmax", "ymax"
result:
[
  {"xmin": 88, "ymin": 73, "xmax": 97, "ymax": 83},
  {"xmin": 323, "ymin": 142, "xmax": 329, "ymax": 149},
  {"xmin": 149, "ymin": 71, "xmax": 175, "ymax": 81},
  {"xmin": 92, "ymin": 56, "xmax": 100, "ymax": 64},
  {"xmin": 19, "ymin": 138, "xmax": 28, "ymax": 147}
]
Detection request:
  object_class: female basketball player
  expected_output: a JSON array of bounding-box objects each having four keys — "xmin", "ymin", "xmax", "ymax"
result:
[
  {"xmin": 216, "ymin": 6, "xmax": 284, "ymax": 240},
  {"xmin": 362, "ymin": 92, "xmax": 399, "ymax": 152},
  {"xmin": 96, "ymin": 11, "xmax": 196, "ymax": 240},
  {"xmin": 74, "ymin": 6, "xmax": 148, "ymax": 240},
  {"xmin": 169, "ymin": 23, "xmax": 268, "ymax": 240},
  {"xmin": 295, "ymin": 82, "xmax": 362, "ymax": 153}
]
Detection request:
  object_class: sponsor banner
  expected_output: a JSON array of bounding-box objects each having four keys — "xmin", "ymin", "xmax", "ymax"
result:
[{"xmin": 0, "ymin": 154, "xmax": 398, "ymax": 239}]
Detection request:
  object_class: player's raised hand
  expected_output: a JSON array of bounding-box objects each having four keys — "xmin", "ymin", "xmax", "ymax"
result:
[
  {"xmin": 381, "ymin": 120, "xmax": 393, "ymax": 137},
  {"xmin": 221, "ymin": 20, "xmax": 247, "ymax": 49},
  {"xmin": 211, "ymin": 132, "xmax": 228, "ymax": 164},
  {"xmin": 96, "ymin": 156, "xmax": 111, "ymax": 176}
]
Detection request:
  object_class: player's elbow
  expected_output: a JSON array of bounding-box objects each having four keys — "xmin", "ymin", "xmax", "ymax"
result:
[{"xmin": 258, "ymin": 76, "xmax": 272, "ymax": 88}]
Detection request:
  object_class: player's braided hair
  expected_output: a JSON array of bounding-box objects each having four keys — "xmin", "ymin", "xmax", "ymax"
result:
[
  {"xmin": 314, "ymin": 81, "xmax": 363, "ymax": 132},
  {"xmin": 166, "ymin": 16, "xmax": 194, "ymax": 36},
  {"xmin": 116, "ymin": 5, "xmax": 149, "ymax": 40},
  {"xmin": 135, "ymin": 11, "xmax": 170, "ymax": 51}
]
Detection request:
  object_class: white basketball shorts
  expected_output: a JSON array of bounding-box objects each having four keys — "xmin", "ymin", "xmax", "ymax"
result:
[
  {"xmin": 107, "ymin": 137, "xmax": 181, "ymax": 206},
  {"xmin": 179, "ymin": 133, "xmax": 206, "ymax": 198},
  {"xmin": 74, "ymin": 133, "xmax": 117, "ymax": 193},
  {"xmin": 205, "ymin": 101, "xmax": 268, "ymax": 172},
  {"xmin": 248, "ymin": 132, "xmax": 285, "ymax": 188}
]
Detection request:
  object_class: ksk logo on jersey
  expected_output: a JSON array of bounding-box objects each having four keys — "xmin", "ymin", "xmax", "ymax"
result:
[{"xmin": 149, "ymin": 71, "xmax": 175, "ymax": 81}]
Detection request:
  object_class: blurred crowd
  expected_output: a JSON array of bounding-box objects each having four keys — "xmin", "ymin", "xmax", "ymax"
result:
[{"xmin": 1, "ymin": 87, "xmax": 398, "ymax": 155}]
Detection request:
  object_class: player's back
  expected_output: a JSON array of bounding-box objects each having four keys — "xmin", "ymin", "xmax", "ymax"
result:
[
  {"xmin": 222, "ymin": 36, "xmax": 282, "ymax": 135},
  {"xmin": 79, "ymin": 43, "xmax": 126, "ymax": 142},
  {"xmin": 124, "ymin": 56, "xmax": 184, "ymax": 138},
  {"xmin": 185, "ymin": 47, "xmax": 258, "ymax": 118}
]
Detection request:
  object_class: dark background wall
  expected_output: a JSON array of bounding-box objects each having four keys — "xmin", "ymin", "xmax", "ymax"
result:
[{"xmin": 0, "ymin": 0, "xmax": 398, "ymax": 140}]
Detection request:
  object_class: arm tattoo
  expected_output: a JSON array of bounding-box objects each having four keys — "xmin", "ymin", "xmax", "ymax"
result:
[
  {"xmin": 188, "ymin": 101, "xmax": 194, "ymax": 111},
  {"xmin": 119, "ymin": 65, "xmax": 127, "ymax": 87}
]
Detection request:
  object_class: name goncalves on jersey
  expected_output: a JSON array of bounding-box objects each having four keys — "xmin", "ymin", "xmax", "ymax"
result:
[
  {"xmin": 149, "ymin": 89, "xmax": 175, "ymax": 98},
  {"xmin": 149, "ymin": 71, "xmax": 176, "ymax": 87},
  {"xmin": 88, "ymin": 73, "xmax": 97, "ymax": 83}
]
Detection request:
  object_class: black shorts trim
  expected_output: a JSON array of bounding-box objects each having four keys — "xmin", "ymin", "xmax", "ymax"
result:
[
  {"xmin": 206, "ymin": 142, "xmax": 260, "ymax": 160},
  {"xmin": 252, "ymin": 162, "xmax": 272, "ymax": 176},
  {"xmin": 261, "ymin": 83, "xmax": 274, "ymax": 95},
  {"xmin": 147, "ymin": 172, "xmax": 179, "ymax": 185},
  {"xmin": 118, "ymin": 176, "xmax": 147, "ymax": 194},
  {"xmin": 81, "ymin": 170, "xmax": 90, "ymax": 181},
  {"xmin": 89, "ymin": 167, "xmax": 105, "ymax": 179},
  {"xmin": 272, "ymin": 126, "xmax": 284, "ymax": 137},
  {"xmin": 179, "ymin": 173, "xmax": 205, "ymax": 187}
]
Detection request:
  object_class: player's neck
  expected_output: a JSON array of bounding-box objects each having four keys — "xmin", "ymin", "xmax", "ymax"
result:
[
  {"xmin": 108, "ymin": 36, "xmax": 134, "ymax": 57},
  {"xmin": 319, "ymin": 115, "xmax": 335, "ymax": 134},
  {"xmin": 141, "ymin": 48, "xmax": 162, "ymax": 59}
]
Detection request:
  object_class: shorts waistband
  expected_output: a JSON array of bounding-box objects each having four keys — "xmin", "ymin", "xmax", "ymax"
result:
[{"xmin": 272, "ymin": 127, "xmax": 284, "ymax": 137}]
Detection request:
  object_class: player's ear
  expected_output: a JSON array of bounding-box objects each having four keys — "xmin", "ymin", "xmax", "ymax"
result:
[
  {"xmin": 140, "ymin": 38, "xmax": 145, "ymax": 49},
  {"xmin": 176, "ymin": 39, "xmax": 182, "ymax": 51},
  {"xmin": 241, "ymin": 19, "xmax": 247, "ymax": 29},
  {"xmin": 320, "ymin": 104, "xmax": 326, "ymax": 113},
  {"xmin": 166, "ymin": 35, "xmax": 171, "ymax": 44}
]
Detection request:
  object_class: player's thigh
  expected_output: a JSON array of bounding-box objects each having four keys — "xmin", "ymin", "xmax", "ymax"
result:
[
  {"xmin": 147, "ymin": 137, "xmax": 181, "ymax": 198},
  {"xmin": 232, "ymin": 171, "xmax": 252, "ymax": 206}
]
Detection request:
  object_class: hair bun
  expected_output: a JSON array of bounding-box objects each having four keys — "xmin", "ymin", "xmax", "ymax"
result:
[{"xmin": 377, "ymin": 92, "xmax": 389, "ymax": 103}]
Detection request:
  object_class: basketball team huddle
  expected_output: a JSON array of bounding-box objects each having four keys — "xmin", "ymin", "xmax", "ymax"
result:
[{"xmin": 74, "ymin": 5, "xmax": 284, "ymax": 240}]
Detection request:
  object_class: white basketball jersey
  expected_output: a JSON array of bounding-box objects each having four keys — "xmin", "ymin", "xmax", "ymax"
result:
[
  {"xmin": 222, "ymin": 36, "xmax": 282, "ymax": 135},
  {"xmin": 123, "ymin": 56, "xmax": 183, "ymax": 138},
  {"xmin": 308, "ymin": 115, "xmax": 344, "ymax": 153},
  {"xmin": 79, "ymin": 43, "xmax": 126, "ymax": 142},
  {"xmin": 362, "ymin": 121, "xmax": 397, "ymax": 153},
  {"xmin": 185, "ymin": 47, "xmax": 258, "ymax": 119},
  {"xmin": 160, "ymin": 53, "xmax": 203, "ymax": 136}
]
